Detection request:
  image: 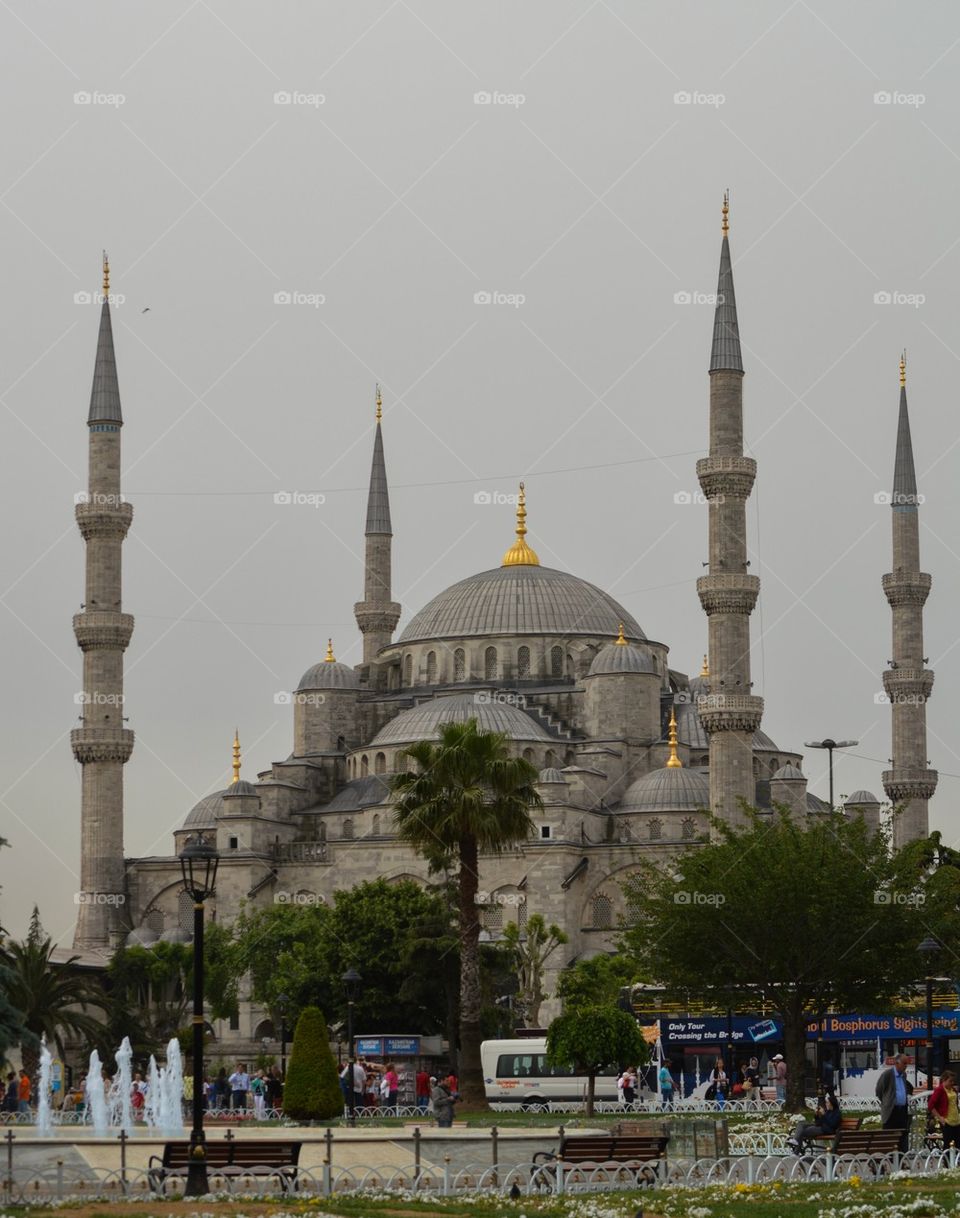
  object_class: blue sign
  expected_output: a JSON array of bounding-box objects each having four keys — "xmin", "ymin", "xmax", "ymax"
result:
[
  {"xmin": 355, "ymin": 1037, "xmax": 383, "ymax": 1056},
  {"xmin": 811, "ymin": 1012, "xmax": 960, "ymax": 1041},
  {"xmin": 384, "ymin": 1036, "xmax": 420, "ymax": 1056}
]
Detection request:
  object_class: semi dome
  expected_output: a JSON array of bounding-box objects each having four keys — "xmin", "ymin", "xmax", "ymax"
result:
[
  {"xmin": 772, "ymin": 763, "xmax": 805, "ymax": 781},
  {"xmin": 223, "ymin": 779, "xmax": 258, "ymax": 798},
  {"xmin": 538, "ymin": 767, "xmax": 567, "ymax": 783},
  {"xmin": 620, "ymin": 766, "xmax": 710, "ymax": 813},
  {"xmin": 369, "ymin": 693, "xmax": 553, "ymax": 747},
  {"xmin": 845, "ymin": 789, "xmax": 881, "ymax": 806},
  {"xmin": 297, "ymin": 640, "xmax": 361, "ymax": 691},
  {"xmin": 182, "ymin": 791, "xmax": 226, "ymax": 829},
  {"xmin": 398, "ymin": 565, "xmax": 644, "ymax": 645},
  {"xmin": 588, "ymin": 638, "xmax": 657, "ymax": 676}
]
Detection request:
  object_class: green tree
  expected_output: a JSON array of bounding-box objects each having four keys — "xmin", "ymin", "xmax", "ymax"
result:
[
  {"xmin": 106, "ymin": 941, "xmax": 193, "ymax": 1056},
  {"xmin": 621, "ymin": 808, "xmax": 924, "ymax": 1110},
  {"xmin": 391, "ymin": 719, "xmax": 542, "ymax": 1107},
  {"xmin": 3, "ymin": 908, "xmax": 107, "ymax": 1075},
  {"xmin": 0, "ymin": 840, "xmax": 25, "ymax": 1063},
  {"xmin": 546, "ymin": 1004, "xmax": 647, "ymax": 1117},
  {"xmin": 502, "ymin": 913, "xmax": 568, "ymax": 1026},
  {"xmin": 282, "ymin": 1006, "xmax": 343, "ymax": 1121},
  {"xmin": 555, "ymin": 953, "xmax": 639, "ymax": 1011}
]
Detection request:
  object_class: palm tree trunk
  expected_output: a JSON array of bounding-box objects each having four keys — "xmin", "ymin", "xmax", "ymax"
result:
[{"xmin": 457, "ymin": 833, "xmax": 487, "ymax": 1109}]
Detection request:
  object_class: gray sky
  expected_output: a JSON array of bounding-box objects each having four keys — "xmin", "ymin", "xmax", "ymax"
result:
[{"xmin": 1, "ymin": 0, "xmax": 959, "ymax": 943}]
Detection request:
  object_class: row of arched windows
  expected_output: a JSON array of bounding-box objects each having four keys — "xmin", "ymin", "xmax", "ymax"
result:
[{"xmin": 400, "ymin": 644, "xmax": 575, "ymax": 687}]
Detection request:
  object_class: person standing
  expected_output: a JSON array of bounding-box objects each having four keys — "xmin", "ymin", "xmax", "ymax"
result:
[
  {"xmin": 744, "ymin": 1057, "xmax": 761, "ymax": 1109},
  {"xmin": 431, "ymin": 1077, "xmax": 456, "ymax": 1128},
  {"xmin": 876, "ymin": 1053, "xmax": 914, "ymax": 1152},
  {"xmin": 383, "ymin": 1062, "xmax": 399, "ymax": 1115},
  {"xmin": 710, "ymin": 1057, "xmax": 728, "ymax": 1108},
  {"xmin": 772, "ymin": 1054, "xmax": 787, "ymax": 1103},
  {"xmin": 415, "ymin": 1067, "xmax": 431, "ymax": 1113},
  {"xmin": 17, "ymin": 1069, "xmax": 31, "ymax": 1114},
  {"xmin": 928, "ymin": 1068, "xmax": 960, "ymax": 1149},
  {"xmin": 658, "ymin": 1059, "xmax": 675, "ymax": 1110},
  {"xmin": 228, "ymin": 1062, "xmax": 250, "ymax": 1112},
  {"xmin": 251, "ymin": 1070, "xmax": 267, "ymax": 1119}
]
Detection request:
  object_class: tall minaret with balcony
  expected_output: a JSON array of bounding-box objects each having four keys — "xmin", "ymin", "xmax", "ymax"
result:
[
  {"xmin": 696, "ymin": 196, "xmax": 764, "ymax": 826},
  {"xmin": 354, "ymin": 387, "xmax": 400, "ymax": 675},
  {"xmin": 72, "ymin": 254, "xmax": 135, "ymax": 950},
  {"xmin": 882, "ymin": 354, "xmax": 937, "ymax": 848}
]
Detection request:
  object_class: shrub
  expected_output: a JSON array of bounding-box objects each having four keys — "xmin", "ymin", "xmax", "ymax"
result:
[{"xmin": 282, "ymin": 1006, "xmax": 342, "ymax": 1121}]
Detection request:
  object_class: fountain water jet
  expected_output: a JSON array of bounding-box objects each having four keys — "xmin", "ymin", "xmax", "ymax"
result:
[
  {"xmin": 157, "ymin": 1038, "xmax": 184, "ymax": 1135},
  {"xmin": 107, "ymin": 1036, "xmax": 134, "ymax": 1133},
  {"xmin": 36, "ymin": 1038, "xmax": 54, "ymax": 1136},
  {"xmin": 85, "ymin": 1049, "xmax": 109, "ymax": 1135}
]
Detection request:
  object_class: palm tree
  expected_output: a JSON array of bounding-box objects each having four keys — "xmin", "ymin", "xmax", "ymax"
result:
[
  {"xmin": 391, "ymin": 719, "xmax": 542, "ymax": 1107},
  {"xmin": 4, "ymin": 908, "xmax": 108, "ymax": 1076}
]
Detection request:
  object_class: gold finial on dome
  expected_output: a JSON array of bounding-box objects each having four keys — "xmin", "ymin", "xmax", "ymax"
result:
[
  {"xmin": 700, "ymin": 654, "xmax": 709, "ymax": 677},
  {"xmin": 325, "ymin": 638, "xmax": 336, "ymax": 662},
  {"xmin": 900, "ymin": 351, "xmax": 906, "ymax": 387},
  {"xmin": 721, "ymin": 190, "xmax": 729, "ymax": 236},
  {"xmin": 102, "ymin": 250, "xmax": 110, "ymax": 295},
  {"xmin": 666, "ymin": 708, "xmax": 682, "ymax": 768},
  {"xmin": 375, "ymin": 383, "xmax": 382, "ymax": 423},
  {"xmin": 501, "ymin": 482, "xmax": 540, "ymax": 567},
  {"xmin": 232, "ymin": 729, "xmax": 241, "ymax": 784},
  {"xmin": 615, "ymin": 622, "xmax": 628, "ymax": 646}
]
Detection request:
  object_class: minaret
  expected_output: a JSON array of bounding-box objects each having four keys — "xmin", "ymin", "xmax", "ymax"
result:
[
  {"xmin": 72, "ymin": 254, "xmax": 135, "ymax": 950},
  {"xmin": 882, "ymin": 354, "xmax": 937, "ymax": 848},
  {"xmin": 696, "ymin": 195, "xmax": 764, "ymax": 827},
  {"xmin": 354, "ymin": 386, "xmax": 400, "ymax": 669}
]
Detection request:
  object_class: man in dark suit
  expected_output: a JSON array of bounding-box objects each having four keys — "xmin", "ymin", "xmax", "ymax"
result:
[{"xmin": 876, "ymin": 1054, "xmax": 914, "ymax": 1151}]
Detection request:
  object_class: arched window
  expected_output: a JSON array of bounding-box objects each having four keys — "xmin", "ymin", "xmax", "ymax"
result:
[
  {"xmin": 550, "ymin": 645, "xmax": 563, "ymax": 677},
  {"xmin": 318, "ymin": 822, "xmax": 327, "ymax": 842},
  {"xmin": 681, "ymin": 817, "xmax": 696, "ymax": 840},
  {"xmin": 254, "ymin": 1019, "xmax": 275, "ymax": 1040},
  {"xmin": 343, "ymin": 818, "xmax": 354, "ymax": 839},
  {"xmin": 483, "ymin": 902, "xmax": 503, "ymax": 932},
  {"xmin": 403, "ymin": 654, "xmax": 412, "ymax": 685},
  {"xmin": 517, "ymin": 898, "xmax": 528, "ymax": 931},
  {"xmin": 545, "ymin": 749, "xmax": 556, "ymax": 770},
  {"xmin": 619, "ymin": 820, "xmax": 632, "ymax": 842},
  {"xmin": 648, "ymin": 818, "xmax": 663, "ymax": 841},
  {"xmin": 375, "ymin": 752, "xmax": 386, "ymax": 774},
  {"xmin": 361, "ymin": 754, "xmax": 369, "ymax": 776},
  {"xmin": 372, "ymin": 813, "xmax": 381, "ymax": 836},
  {"xmin": 592, "ymin": 893, "xmax": 613, "ymax": 929},
  {"xmin": 566, "ymin": 652, "xmax": 574, "ymax": 678},
  {"xmin": 517, "ymin": 646, "xmax": 530, "ymax": 678},
  {"xmin": 454, "ymin": 648, "xmax": 466, "ymax": 681},
  {"xmin": 522, "ymin": 747, "xmax": 534, "ymax": 763},
  {"xmin": 484, "ymin": 646, "xmax": 498, "ymax": 680},
  {"xmin": 177, "ymin": 890, "xmax": 193, "ymax": 933},
  {"xmin": 565, "ymin": 749, "xmax": 576, "ymax": 766},
  {"xmin": 426, "ymin": 651, "xmax": 437, "ymax": 683},
  {"xmin": 752, "ymin": 757, "xmax": 761, "ymax": 776}
]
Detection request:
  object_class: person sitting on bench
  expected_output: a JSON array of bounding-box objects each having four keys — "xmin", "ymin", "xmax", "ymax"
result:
[{"xmin": 787, "ymin": 1090, "xmax": 841, "ymax": 1154}]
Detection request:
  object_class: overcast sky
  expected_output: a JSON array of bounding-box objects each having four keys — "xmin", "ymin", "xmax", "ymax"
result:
[{"xmin": 1, "ymin": 0, "xmax": 959, "ymax": 943}]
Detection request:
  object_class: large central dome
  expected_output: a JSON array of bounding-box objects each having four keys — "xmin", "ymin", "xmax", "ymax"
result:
[{"xmin": 398, "ymin": 564, "xmax": 645, "ymax": 645}]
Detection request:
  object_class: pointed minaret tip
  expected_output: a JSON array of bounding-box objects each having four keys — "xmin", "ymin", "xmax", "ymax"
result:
[
  {"xmin": 709, "ymin": 192, "xmax": 743, "ymax": 374},
  {"xmin": 102, "ymin": 250, "xmax": 110, "ymax": 297},
  {"xmin": 375, "ymin": 383, "xmax": 382, "ymax": 423},
  {"xmin": 721, "ymin": 190, "xmax": 729, "ymax": 236},
  {"xmin": 893, "ymin": 352, "xmax": 919, "ymax": 507},
  {"xmin": 900, "ymin": 350, "xmax": 906, "ymax": 387},
  {"xmin": 88, "ymin": 252, "xmax": 123, "ymax": 427},
  {"xmin": 232, "ymin": 729, "xmax": 241, "ymax": 784},
  {"xmin": 325, "ymin": 638, "xmax": 336, "ymax": 662},
  {"xmin": 666, "ymin": 707, "xmax": 682, "ymax": 767},
  {"xmin": 501, "ymin": 482, "xmax": 541, "ymax": 567}
]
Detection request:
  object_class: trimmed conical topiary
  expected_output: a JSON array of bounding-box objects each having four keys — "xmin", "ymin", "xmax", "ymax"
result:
[{"xmin": 282, "ymin": 1006, "xmax": 343, "ymax": 1121}]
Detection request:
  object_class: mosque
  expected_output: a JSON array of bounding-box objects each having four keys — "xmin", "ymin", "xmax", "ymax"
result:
[{"xmin": 69, "ymin": 201, "xmax": 937, "ymax": 1043}]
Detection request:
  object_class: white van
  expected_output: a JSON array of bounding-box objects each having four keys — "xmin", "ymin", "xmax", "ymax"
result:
[{"xmin": 481, "ymin": 1037, "xmax": 623, "ymax": 1110}]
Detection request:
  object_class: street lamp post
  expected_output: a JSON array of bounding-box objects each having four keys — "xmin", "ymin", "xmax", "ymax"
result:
[
  {"xmin": 342, "ymin": 968, "xmax": 362, "ymax": 1127},
  {"xmin": 276, "ymin": 993, "xmax": 289, "ymax": 1079},
  {"xmin": 179, "ymin": 835, "xmax": 220, "ymax": 1198},
  {"xmin": 804, "ymin": 738, "xmax": 859, "ymax": 809},
  {"xmin": 919, "ymin": 936, "xmax": 940, "ymax": 1092}
]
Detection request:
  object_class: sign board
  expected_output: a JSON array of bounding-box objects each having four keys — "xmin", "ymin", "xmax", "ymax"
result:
[
  {"xmin": 355, "ymin": 1037, "xmax": 383, "ymax": 1056},
  {"xmin": 384, "ymin": 1036, "xmax": 420, "ymax": 1056},
  {"xmin": 650, "ymin": 1010, "xmax": 960, "ymax": 1046}
]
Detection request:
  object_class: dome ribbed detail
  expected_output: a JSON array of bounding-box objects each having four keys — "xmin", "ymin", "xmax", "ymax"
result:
[
  {"xmin": 620, "ymin": 766, "xmax": 710, "ymax": 813},
  {"xmin": 370, "ymin": 693, "xmax": 552, "ymax": 747}
]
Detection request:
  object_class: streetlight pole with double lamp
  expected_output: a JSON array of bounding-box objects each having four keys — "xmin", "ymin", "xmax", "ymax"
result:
[
  {"xmin": 804, "ymin": 738, "xmax": 859, "ymax": 809},
  {"xmin": 342, "ymin": 968, "xmax": 362, "ymax": 1126},
  {"xmin": 179, "ymin": 835, "xmax": 220, "ymax": 1198}
]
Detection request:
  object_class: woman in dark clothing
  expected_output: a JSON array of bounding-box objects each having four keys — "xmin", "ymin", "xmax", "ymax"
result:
[{"xmin": 787, "ymin": 1090, "xmax": 842, "ymax": 1154}]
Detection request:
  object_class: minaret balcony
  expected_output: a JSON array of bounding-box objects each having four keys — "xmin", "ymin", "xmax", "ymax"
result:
[
  {"xmin": 881, "ymin": 572, "xmax": 932, "ymax": 607},
  {"xmin": 75, "ymin": 499, "xmax": 133, "ymax": 540},
  {"xmin": 882, "ymin": 668, "xmax": 934, "ymax": 701},
  {"xmin": 698, "ymin": 693, "xmax": 764, "ymax": 734},
  {"xmin": 353, "ymin": 602, "xmax": 401, "ymax": 634},
  {"xmin": 882, "ymin": 768, "xmax": 938, "ymax": 803},
  {"xmin": 697, "ymin": 573, "xmax": 760, "ymax": 615},
  {"xmin": 73, "ymin": 612, "xmax": 134, "ymax": 651},
  {"xmin": 696, "ymin": 456, "xmax": 756, "ymax": 501},
  {"xmin": 71, "ymin": 727, "xmax": 134, "ymax": 764}
]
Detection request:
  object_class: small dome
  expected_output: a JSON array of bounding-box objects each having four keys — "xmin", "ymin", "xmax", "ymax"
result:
[
  {"xmin": 538, "ymin": 767, "xmax": 567, "ymax": 784},
  {"xmin": 223, "ymin": 779, "xmax": 258, "ymax": 798},
  {"xmin": 588, "ymin": 641, "xmax": 658, "ymax": 676},
  {"xmin": 772, "ymin": 763, "xmax": 805, "ymax": 781},
  {"xmin": 370, "ymin": 693, "xmax": 552, "ymax": 747},
  {"xmin": 297, "ymin": 660, "xmax": 361, "ymax": 691},
  {"xmin": 620, "ymin": 765, "xmax": 710, "ymax": 813},
  {"xmin": 158, "ymin": 927, "xmax": 192, "ymax": 944},
  {"xmin": 323, "ymin": 775, "xmax": 391, "ymax": 812},
  {"xmin": 845, "ymin": 789, "xmax": 881, "ymax": 807},
  {"xmin": 125, "ymin": 926, "xmax": 159, "ymax": 948},
  {"xmin": 182, "ymin": 791, "xmax": 226, "ymax": 829}
]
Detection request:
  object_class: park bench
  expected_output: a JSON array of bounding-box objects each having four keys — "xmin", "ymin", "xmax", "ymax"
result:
[
  {"xmin": 147, "ymin": 1138, "xmax": 302, "ymax": 1194},
  {"xmin": 810, "ymin": 1115, "xmax": 863, "ymax": 1142},
  {"xmin": 533, "ymin": 1132, "xmax": 670, "ymax": 1187}
]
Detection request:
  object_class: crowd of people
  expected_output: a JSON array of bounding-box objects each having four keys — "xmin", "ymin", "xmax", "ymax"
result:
[
  {"xmin": 338, "ymin": 1058, "xmax": 459, "ymax": 1123},
  {"xmin": 0, "ymin": 1070, "xmax": 32, "ymax": 1113}
]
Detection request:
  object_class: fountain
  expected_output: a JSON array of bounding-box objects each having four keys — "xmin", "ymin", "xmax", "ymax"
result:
[
  {"xmin": 85, "ymin": 1049, "xmax": 109, "ymax": 1135},
  {"xmin": 157, "ymin": 1038, "xmax": 184, "ymax": 1135},
  {"xmin": 36, "ymin": 1038, "xmax": 54, "ymax": 1136},
  {"xmin": 144, "ymin": 1054, "xmax": 161, "ymax": 1129},
  {"xmin": 107, "ymin": 1036, "xmax": 134, "ymax": 1133}
]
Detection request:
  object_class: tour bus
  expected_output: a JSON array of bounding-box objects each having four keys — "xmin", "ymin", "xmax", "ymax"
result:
[{"xmin": 481, "ymin": 1038, "xmax": 641, "ymax": 1110}]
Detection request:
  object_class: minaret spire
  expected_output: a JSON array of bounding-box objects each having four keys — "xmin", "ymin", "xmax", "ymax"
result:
[
  {"xmin": 354, "ymin": 386, "xmax": 401, "ymax": 671},
  {"xmin": 666, "ymin": 708, "xmax": 682, "ymax": 768},
  {"xmin": 232, "ymin": 730, "xmax": 241, "ymax": 784},
  {"xmin": 502, "ymin": 482, "xmax": 540, "ymax": 567},
  {"xmin": 696, "ymin": 195, "xmax": 763, "ymax": 827},
  {"xmin": 72, "ymin": 253, "xmax": 134, "ymax": 950},
  {"xmin": 882, "ymin": 355, "xmax": 937, "ymax": 847}
]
